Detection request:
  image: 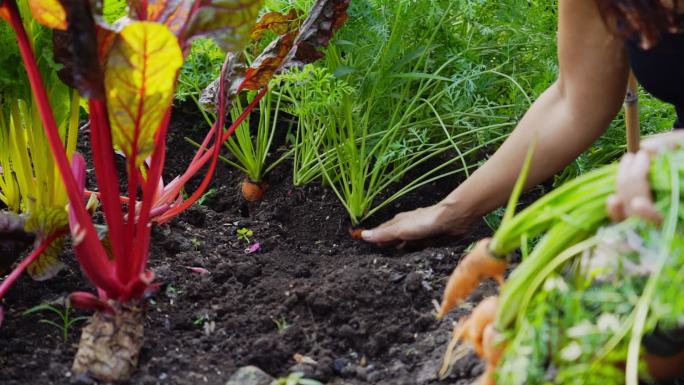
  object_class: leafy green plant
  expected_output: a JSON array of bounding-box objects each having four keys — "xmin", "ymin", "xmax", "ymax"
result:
[
  {"xmin": 177, "ymin": 38, "xmax": 226, "ymax": 103},
  {"xmin": 184, "ymin": 1, "xmax": 348, "ymax": 202},
  {"xmin": 280, "ymin": 0, "xmax": 519, "ymax": 225},
  {"xmin": 225, "ymin": 90, "xmax": 288, "ymax": 187},
  {"xmin": 277, "ymin": 65, "xmax": 353, "ymax": 186},
  {"xmin": 188, "ymin": 88, "xmax": 291, "ymax": 200},
  {"xmin": 23, "ymin": 302, "xmax": 88, "ymax": 342}
]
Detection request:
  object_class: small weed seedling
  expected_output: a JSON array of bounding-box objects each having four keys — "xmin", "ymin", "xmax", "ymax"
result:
[
  {"xmin": 193, "ymin": 314, "xmax": 208, "ymax": 327},
  {"xmin": 190, "ymin": 237, "xmax": 202, "ymax": 250},
  {"xmin": 236, "ymin": 228, "xmax": 254, "ymax": 244},
  {"xmin": 272, "ymin": 316, "xmax": 290, "ymax": 334},
  {"xmin": 23, "ymin": 302, "xmax": 88, "ymax": 342},
  {"xmin": 196, "ymin": 188, "xmax": 218, "ymax": 206}
]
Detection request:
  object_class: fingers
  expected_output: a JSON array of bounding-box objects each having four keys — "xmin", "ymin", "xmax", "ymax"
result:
[
  {"xmin": 606, "ymin": 194, "xmax": 626, "ymax": 222},
  {"xmin": 361, "ymin": 221, "xmax": 401, "ymax": 244},
  {"xmin": 631, "ymin": 196, "xmax": 663, "ymax": 225},
  {"xmin": 361, "ymin": 207, "xmax": 431, "ymax": 245},
  {"xmin": 641, "ymin": 131, "xmax": 684, "ymax": 155},
  {"xmin": 610, "ymin": 150, "xmax": 662, "ymax": 224}
]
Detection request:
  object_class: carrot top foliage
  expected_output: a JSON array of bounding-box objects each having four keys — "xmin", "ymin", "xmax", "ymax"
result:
[{"xmin": 492, "ymin": 150, "xmax": 684, "ymax": 384}]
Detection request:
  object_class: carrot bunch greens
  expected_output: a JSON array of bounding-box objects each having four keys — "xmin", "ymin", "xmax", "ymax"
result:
[{"xmin": 490, "ymin": 150, "xmax": 684, "ymax": 384}]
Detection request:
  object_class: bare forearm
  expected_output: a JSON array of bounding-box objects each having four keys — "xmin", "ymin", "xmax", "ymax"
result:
[{"xmin": 442, "ymin": 82, "xmax": 619, "ymax": 219}]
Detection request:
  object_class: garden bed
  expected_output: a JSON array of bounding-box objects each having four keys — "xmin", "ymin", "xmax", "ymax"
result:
[{"xmin": 0, "ymin": 106, "xmax": 498, "ymax": 385}]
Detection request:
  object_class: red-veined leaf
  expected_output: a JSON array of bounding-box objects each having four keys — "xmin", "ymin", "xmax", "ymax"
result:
[
  {"xmin": 104, "ymin": 21, "xmax": 183, "ymax": 164},
  {"xmin": 52, "ymin": 0, "xmax": 105, "ymax": 98},
  {"xmin": 182, "ymin": 0, "xmax": 263, "ymax": 51},
  {"xmin": 129, "ymin": 0, "xmax": 193, "ymax": 36},
  {"xmin": 201, "ymin": 0, "xmax": 348, "ymax": 97},
  {"xmin": 28, "ymin": 0, "xmax": 67, "ymax": 30},
  {"xmin": 199, "ymin": 52, "xmax": 244, "ymax": 111},
  {"xmin": 281, "ymin": 0, "xmax": 349, "ymax": 70},
  {"xmin": 23, "ymin": 208, "xmax": 69, "ymax": 280},
  {"xmin": 250, "ymin": 9, "xmax": 299, "ymax": 40},
  {"xmin": 240, "ymin": 32, "xmax": 294, "ymax": 90}
]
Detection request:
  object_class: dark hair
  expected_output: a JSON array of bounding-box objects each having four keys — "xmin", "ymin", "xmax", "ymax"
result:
[{"xmin": 598, "ymin": 0, "xmax": 682, "ymax": 48}]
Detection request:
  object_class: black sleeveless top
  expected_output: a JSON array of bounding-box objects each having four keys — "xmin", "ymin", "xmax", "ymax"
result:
[{"xmin": 626, "ymin": 32, "xmax": 684, "ymax": 127}]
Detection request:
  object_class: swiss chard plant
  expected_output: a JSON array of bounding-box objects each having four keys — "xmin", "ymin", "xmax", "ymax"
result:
[
  {"xmin": 0, "ymin": 0, "xmax": 80, "ymax": 323},
  {"xmin": 1, "ymin": 0, "xmax": 350, "ymax": 380},
  {"xmin": 0, "ymin": 0, "xmax": 265, "ymax": 380}
]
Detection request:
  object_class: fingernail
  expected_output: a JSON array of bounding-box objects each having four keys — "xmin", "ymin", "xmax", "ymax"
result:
[{"xmin": 361, "ymin": 230, "xmax": 372, "ymax": 240}]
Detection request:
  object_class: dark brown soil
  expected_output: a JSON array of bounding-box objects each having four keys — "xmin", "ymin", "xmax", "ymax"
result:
[{"xmin": 0, "ymin": 104, "xmax": 500, "ymax": 385}]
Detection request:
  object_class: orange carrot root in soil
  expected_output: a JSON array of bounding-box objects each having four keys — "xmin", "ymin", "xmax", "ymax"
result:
[
  {"xmin": 348, "ymin": 228, "xmax": 366, "ymax": 239},
  {"xmin": 241, "ymin": 177, "xmax": 268, "ymax": 201},
  {"xmin": 437, "ymin": 238, "xmax": 506, "ymax": 319},
  {"xmin": 439, "ymin": 296, "xmax": 504, "ymax": 383}
]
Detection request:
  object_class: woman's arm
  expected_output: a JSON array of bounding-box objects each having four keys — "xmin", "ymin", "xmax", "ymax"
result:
[{"xmin": 363, "ymin": 0, "xmax": 630, "ymax": 244}]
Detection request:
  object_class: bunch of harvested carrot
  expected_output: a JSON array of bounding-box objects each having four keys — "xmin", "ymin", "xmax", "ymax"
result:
[
  {"xmin": 436, "ymin": 147, "xmax": 536, "ymax": 320},
  {"xmin": 436, "ymin": 149, "xmax": 684, "ymax": 384}
]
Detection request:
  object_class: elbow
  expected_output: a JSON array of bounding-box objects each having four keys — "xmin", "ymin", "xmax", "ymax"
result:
[{"xmin": 554, "ymin": 78, "xmax": 623, "ymax": 135}]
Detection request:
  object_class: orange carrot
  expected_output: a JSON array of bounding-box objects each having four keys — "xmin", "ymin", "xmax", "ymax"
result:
[
  {"xmin": 437, "ymin": 238, "xmax": 506, "ymax": 319},
  {"xmin": 241, "ymin": 177, "xmax": 268, "ymax": 201},
  {"xmin": 477, "ymin": 323, "xmax": 506, "ymax": 385},
  {"xmin": 348, "ymin": 228, "xmax": 366, "ymax": 239},
  {"xmin": 466, "ymin": 297, "xmax": 498, "ymax": 356},
  {"xmin": 439, "ymin": 296, "xmax": 499, "ymax": 379}
]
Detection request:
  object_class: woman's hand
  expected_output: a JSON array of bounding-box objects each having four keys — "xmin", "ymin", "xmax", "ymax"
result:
[
  {"xmin": 361, "ymin": 201, "xmax": 473, "ymax": 245},
  {"xmin": 607, "ymin": 131, "xmax": 684, "ymax": 223}
]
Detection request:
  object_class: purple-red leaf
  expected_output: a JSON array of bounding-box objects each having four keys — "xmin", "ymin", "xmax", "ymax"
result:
[
  {"xmin": 280, "ymin": 0, "xmax": 349, "ymax": 70},
  {"xmin": 52, "ymin": 0, "xmax": 104, "ymax": 98},
  {"xmin": 241, "ymin": 32, "xmax": 295, "ymax": 90},
  {"xmin": 199, "ymin": 52, "xmax": 245, "ymax": 112},
  {"xmin": 211, "ymin": 0, "xmax": 349, "ymax": 94},
  {"xmin": 182, "ymin": 0, "xmax": 263, "ymax": 51},
  {"xmin": 129, "ymin": 0, "xmax": 194, "ymax": 36}
]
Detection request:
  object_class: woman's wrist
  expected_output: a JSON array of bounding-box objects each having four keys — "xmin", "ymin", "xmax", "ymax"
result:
[{"xmin": 436, "ymin": 193, "xmax": 478, "ymax": 235}]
